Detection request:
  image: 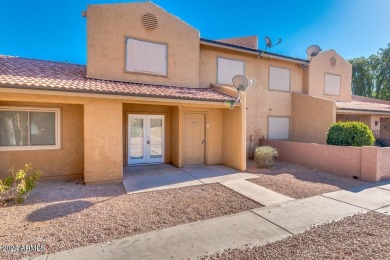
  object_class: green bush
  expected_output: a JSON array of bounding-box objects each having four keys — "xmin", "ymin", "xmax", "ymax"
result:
[
  {"xmin": 0, "ymin": 163, "xmax": 41, "ymax": 206},
  {"xmin": 254, "ymin": 146, "xmax": 279, "ymax": 168},
  {"xmin": 326, "ymin": 121, "xmax": 375, "ymax": 147}
]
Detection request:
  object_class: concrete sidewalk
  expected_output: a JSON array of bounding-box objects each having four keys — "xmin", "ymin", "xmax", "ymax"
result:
[{"xmin": 31, "ymin": 181, "xmax": 390, "ymax": 260}]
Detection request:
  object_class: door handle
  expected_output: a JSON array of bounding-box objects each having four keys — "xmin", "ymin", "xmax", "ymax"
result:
[
  {"xmin": 202, "ymin": 138, "xmax": 205, "ymax": 144},
  {"xmin": 147, "ymin": 140, "xmax": 150, "ymax": 144}
]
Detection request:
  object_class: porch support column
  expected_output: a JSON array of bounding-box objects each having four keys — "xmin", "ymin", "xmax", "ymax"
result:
[
  {"xmin": 84, "ymin": 100, "xmax": 123, "ymax": 183},
  {"xmin": 222, "ymin": 93, "xmax": 247, "ymax": 171}
]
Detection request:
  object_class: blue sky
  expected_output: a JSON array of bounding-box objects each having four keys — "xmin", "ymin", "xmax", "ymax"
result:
[{"xmin": 1, "ymin": 0, "xmax": 389, "ymax": 65}]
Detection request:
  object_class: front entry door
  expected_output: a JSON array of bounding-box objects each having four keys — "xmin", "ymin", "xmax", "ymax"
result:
[
  {"xmin": 184, "ymin": 113, "xmax": 205, "ymax": 166},
  {"xmin": 128, "ymin": 114, "xmax": 164, "ymax": 165}
]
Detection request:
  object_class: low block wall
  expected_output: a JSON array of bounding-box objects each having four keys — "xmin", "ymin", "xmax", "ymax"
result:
[{"xmin": 259, "ymin": 139, "xmax": 390, "ymax": 182}]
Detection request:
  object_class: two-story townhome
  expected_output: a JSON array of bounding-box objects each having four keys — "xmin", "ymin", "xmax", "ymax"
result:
[{"xmin": 1, "ymin": 2, "xmax": 389, "ymax": 183}]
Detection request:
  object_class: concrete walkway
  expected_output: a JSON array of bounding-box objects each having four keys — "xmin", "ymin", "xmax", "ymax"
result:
[
  {"xmin": 221, "ymin": 179, "xmax": 294, "ymax": 206},
  {"xmin": 123, "ymin": 164, "xmax": 258, "ymax": 193},
  {"xmin": 31, "ymin": 181, "xmax": 390, "ymax": 260}
]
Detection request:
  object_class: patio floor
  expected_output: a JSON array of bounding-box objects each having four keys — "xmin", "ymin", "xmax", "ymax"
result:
[{"xmin": 123, "ymin": 164, "xmax": 258, "ymax": 193}]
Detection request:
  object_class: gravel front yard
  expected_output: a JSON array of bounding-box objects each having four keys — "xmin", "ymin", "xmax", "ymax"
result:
[
  {"xmin": 202, "ymin": 211, "xmax": 390, "ymax": 260},
  {"xmin": 0, "ymin": 179, "xmax": 260, "ymax": 260},
  {"xmin": 247, "ymin": 161, "xmax": 366, "ymax": 199}
]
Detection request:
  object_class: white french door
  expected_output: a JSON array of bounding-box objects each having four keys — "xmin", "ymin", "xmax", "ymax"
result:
[{"xmin": 128, "ymin": 114, "xmax": 164, "ymax": 165}]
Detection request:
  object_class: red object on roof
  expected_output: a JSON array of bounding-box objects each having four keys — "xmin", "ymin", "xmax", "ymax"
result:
[{"xmin": 0, "ymin": 55, "xmax": 233, "ymax": 102}]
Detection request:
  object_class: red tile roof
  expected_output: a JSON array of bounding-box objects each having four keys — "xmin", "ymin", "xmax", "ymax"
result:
[
  {"xmin": 0, "ymin": 55, "xmax": 233, "ymax": 102},
  {"xmin": 336, "ymin": 96, "xmax": 390, "ymax": 114}
]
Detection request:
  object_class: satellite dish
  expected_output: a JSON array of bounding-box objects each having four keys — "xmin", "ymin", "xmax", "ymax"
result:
[
  {"xmin": 306, "ymin": 45, "xmax": 322, "ymax": 60},
  {"xmin": 260, "ymin": 37, "xmax": 282, "ymax": 56},
  {"xmin": 232, "ymin": 74, "xmax": 253, "ymax": 92},
  {"xmin": 265, "ymin": 37, "xmax": 272, "ymax": 48},
  {"xmin": 265, "ymin": 37, "xmax": 282, "ymax": 49}
]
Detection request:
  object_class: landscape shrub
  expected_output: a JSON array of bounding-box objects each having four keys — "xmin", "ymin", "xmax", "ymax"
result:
[
  {"xmin": 0, "ymin": 163, "xmax": 41, "ymax": 206},
  {"xmin": 326, "ymin": 121, "xmax": 375, "ymax": 147},
  {"xmin": 254, "ymin": 146, "xmax": 278, "ymax": 168}
]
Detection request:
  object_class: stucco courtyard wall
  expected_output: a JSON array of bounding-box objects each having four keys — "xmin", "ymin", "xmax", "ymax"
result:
[
  {"xmin": 260, "ymin": 139, "xmax": 390, "ymax": 182},
  {"xmin": 291, "ymin": 93, "xmax": 336, "ymax": 144}
]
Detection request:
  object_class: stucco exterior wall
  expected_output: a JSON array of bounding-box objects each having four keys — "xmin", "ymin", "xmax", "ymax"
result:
[
  {"xmin": 305, "ymin": 50, "xmax": 352, "ymax": 102},
  {"xmin": 336, "ymin": 114, "xmax": 360, "ymax": 122},
  {"xmin": 200, "ymin": 45, "xmax": 304, "ymax": 154},
  {"xmin": 84, "ymin": 101, "xmax": 123, "ymax": 183},
  {"xmin": 291, "ymin": 92, "xmax": 336, "ymax": 144},
  {"xmin": 0, "ymin": 101, "xmax": 84, "ymax": 179},
  {"xmin": 170, "ymin": 106, "xmax": 181, "ymax": 167},
  {"xmin": 336, "ymin": 114, "xmax": 381, "ymax": 133},
  {"xmin": 380, "ymin": 118, "xmax": 390, "ymax": 139},
  {"xmin": 86, "ymin": 2, "xmax": 200, "ymax": 87},
  {"xmin": 123, "ymin": 103, "xmax": 171, "ymax": 165},
  {"xmin": 222, "ymin": 94, "xmax": 246, "ymax": 171}
]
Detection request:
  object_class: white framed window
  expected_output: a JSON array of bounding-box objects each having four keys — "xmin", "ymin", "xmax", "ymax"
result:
[
  {"xmin": 0, "ymin": 107, "xmax": 60, "ymax": 151},
  {"xmin": 324, "ymin": 73, "xmax": 341, "ymax": 96},
  {"xmin": 217, "ymin": 57, "xmax": 245, "ymax": 85},
  {"xmin": 268, "ymin": 117, "xmax": 290, "ymax": 140},
  {"xmin": 269, "ymin": 66, "xmax": 290, "ymax": 92},
  {"xmin": 125, "ymin": 38, "xmax": 167, "ymax": 76}
]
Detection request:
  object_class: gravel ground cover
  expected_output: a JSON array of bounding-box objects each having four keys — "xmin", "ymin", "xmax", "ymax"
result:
[
  {"xmin": 202, "ymin": 211, "xmax": 390, "ymax": 260},
  {"xmin": 0, "ymin": 179, "xmax": 260, "ymax": 260},
  {"xmin": 247, "ymin": 161, "xmax": 366, "ymax": 199}
]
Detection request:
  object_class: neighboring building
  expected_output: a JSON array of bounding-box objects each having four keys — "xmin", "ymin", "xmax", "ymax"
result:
[{"xmin": 1, "ymin": 2, "xmax": 388, "ymax": 183}]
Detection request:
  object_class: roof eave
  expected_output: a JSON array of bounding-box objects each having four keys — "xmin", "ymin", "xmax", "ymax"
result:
[
  {"xmin": 336, "ymin": 108, "xmax": 390, "ymax": 115},
  {"xmin": 0, "ymin": 84, "xmax": 234, "ymax": 104}
]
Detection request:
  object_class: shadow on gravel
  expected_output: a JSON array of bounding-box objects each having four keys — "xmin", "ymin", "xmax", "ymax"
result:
[
  {"xmin": 25, "ymin": 178, "xmax": 126, "ymax": 205},
  {"xmin": 248, "ymin": 160, "xmax": 368, "ymax": 191},
  {"xmin": 27, "ymin": 200, "xmax": 94, "ymax": 221}
]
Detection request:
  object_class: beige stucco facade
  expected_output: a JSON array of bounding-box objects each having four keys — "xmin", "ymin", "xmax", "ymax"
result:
[
  {"xmin": 86, "ymin": 2, "xmax": 200, "ymax": 88},
  {"xmin": 2, "ymin": 1, "xmax": 380, "ymax": 183},
  {"xmin": 0, "ymin": 88, "xmax": 246, "ymax": 182},
  {"xmin": 303, "ymin": 50, "xmax": 352, "ymax": 102}
]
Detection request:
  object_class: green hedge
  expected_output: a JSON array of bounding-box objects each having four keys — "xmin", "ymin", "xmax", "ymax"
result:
[{"xmin": 326, "ymin": 121, "xmax": 375, "ymax": 147}]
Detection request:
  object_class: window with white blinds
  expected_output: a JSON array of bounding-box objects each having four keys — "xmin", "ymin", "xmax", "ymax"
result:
[
  {"xmin": 268, "ymin": 117, "xmax": 290, "ymax": 140},
  {"xmin": 217, "ymin": 57, "xmax": 245, "ymax": 85},
  {"xmin": 269, "ymin": 66, "xmax": 290, "ymax": 92},
  {"xmin": 324, "ymin": 73, "xmax": 341, "ymax": 95},
  {"xmin": 126, "ymin": 38, "xmax": 167, "ymax": 76}
]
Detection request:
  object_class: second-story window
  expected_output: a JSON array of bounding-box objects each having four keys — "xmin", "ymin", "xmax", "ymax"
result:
[
  {"xmin": 217, "ymin": 57, "xmax": 245, "ymax": 85},
  {"xmin": 269, "ymin": 66, "xmax": 290, "ymax": 92},
  {"xmin": 125, "ymin": 38, "xmax": 167, "ymax": 76},
  {"xmin": 324, "ymin": 73, "xmax": 341, "ymax": 96}
]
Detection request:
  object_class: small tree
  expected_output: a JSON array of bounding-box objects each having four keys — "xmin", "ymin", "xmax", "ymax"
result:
[
  {"xmin": 326, "ymin": 121, "xmax": 375, "ymax": 147},
  {"xmin": 0, "ymin": 163, "xmax": 41, "ymax": 205}
]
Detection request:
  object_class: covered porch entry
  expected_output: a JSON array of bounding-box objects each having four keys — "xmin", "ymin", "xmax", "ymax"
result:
[{"xmin": 123, "ymin": 97, "xmax": 247, "ymax": 172}]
